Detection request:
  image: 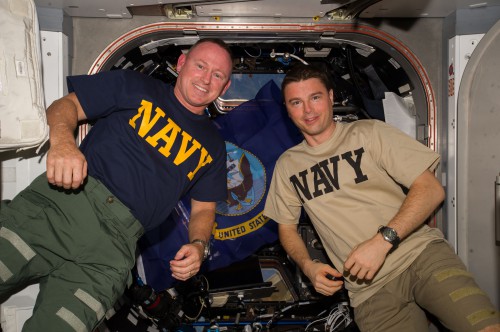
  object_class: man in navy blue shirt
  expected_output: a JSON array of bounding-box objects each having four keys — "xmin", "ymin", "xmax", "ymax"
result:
[{"xmin": 0, "ymin": 38, "xmax": 232, "ymax": 331}]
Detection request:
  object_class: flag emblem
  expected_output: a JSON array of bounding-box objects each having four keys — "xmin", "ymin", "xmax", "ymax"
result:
[{"xmin": 217, "ymin": 142, "xmax": 266, "ymax": 216}]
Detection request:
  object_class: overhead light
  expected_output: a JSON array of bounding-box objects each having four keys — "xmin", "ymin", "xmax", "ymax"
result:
[{"xmin": 469, "ymin": 2, "xmax": 488, "ymax": 8}]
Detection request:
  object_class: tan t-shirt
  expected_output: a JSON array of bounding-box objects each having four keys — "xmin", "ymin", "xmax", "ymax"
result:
[{"xmin": 264, "ymin": 120, "xmax": 444, "ymax": 306}]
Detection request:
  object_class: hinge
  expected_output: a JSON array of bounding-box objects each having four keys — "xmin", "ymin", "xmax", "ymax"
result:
[
  {"xmin": 417, "ymin": 124, "xmax": 429, "ymax": 143},
  {"xmin": 165, "ymin": 5, "xmax": 193, "ymax": 20}
]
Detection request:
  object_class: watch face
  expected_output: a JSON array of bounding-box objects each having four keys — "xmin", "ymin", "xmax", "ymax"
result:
[
  {"xmin": 380, "ymin": 226, "xmax": 400, "ymax": 248},
  {"xmin": 383, "ymin": 227, "xmax": 397, "ymax": 241}
]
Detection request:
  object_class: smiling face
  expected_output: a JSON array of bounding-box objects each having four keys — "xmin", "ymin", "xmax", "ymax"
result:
[
  {"xmin": 174, "ymin": 41, "xmax": 233, "ymax": 115},
  {"xmin": 284, "ymin": 77, "xmax": 336, "ymax": 147}
]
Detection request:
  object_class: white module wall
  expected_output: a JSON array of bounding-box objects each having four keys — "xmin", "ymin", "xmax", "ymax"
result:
[
  {"xmin": 446, "ymin": 33, "xmax": 484, "ymax": 255},
  {"xmin": 0, "ymin": 30, "xmax": 68, "ymax": 332}
]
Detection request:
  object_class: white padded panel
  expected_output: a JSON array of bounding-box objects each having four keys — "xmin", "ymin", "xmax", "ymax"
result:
[{"xmin": 0, "ymin": 0, "xmax": 48, "ymax": 151}]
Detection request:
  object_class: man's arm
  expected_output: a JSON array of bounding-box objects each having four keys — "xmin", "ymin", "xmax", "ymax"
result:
[
  {"xmin": 279, "ymin": 223, "xmax": 343, "ymax": 296},
  {"xmin": 170, "ymin": 199, "xmax": 216, "ymax": 280},
  {"xmin": 344, "ymin": 169, "xmax": 445, "ymax": 280},
  {"xmin": 46, "ymin": 92, "xmax": 88, "ymax": 189},
  {"xmin": 187, "ymin": 199, "xmax": 216, "ymax": 245},
  {"xmin": 384, "ymin": 169, "xmax": 445, "ymax": 239}
]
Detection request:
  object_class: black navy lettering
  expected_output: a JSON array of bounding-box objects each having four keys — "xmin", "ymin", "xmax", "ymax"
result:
[
  {"xmin": 290, "ymin": 170, "xmax": 312, "ymax": 203},
  {"xmin": 341, "ymin": 148, "xmax": 368, "ymax": 184},
  {"xmin": 311, "ymin": 161, "xmax": 333, "ymax": 198},
  {"xmin": 290, "ymin": 148, "xmax": 368, "ymax": 202}
]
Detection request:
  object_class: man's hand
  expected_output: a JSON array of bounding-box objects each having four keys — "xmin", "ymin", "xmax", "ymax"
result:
[
  {"xmin": 45, "ymin": 93, "xmax": 88, "ymax": 189},
  {"xmin": 303, "ymin": 261, "xmax": 344, "ymax": 296},
  {"xmin": 169, "ymin": 242, "xmax": 204, "ymax": 281},
  {"xmin": 46, "ymin": 140, "xmax": 87, "ymax": 189},
  {"xmin": 343, "ymin": 234, "xmax": 392, "ymax": 281},
  {"xmin": 170, "ymin": 199, "xmax": 215, "ymax": 281}
]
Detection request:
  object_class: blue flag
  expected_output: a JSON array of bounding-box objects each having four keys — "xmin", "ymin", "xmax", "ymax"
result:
[{"xmin": 136, "ymin": 80, "xmax": 302, "ymax": 291}]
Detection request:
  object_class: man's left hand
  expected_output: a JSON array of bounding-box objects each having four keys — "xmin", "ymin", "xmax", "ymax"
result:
[
  {"xmin": 343, "ymin": 234, "xmax": 392, "ymax": 281},
  {"xmin": 169, "ymin": 243, "xmax": 204, "ymax": 281}
]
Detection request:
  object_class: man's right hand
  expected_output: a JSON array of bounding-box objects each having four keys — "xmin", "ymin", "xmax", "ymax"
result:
[
  {"xmin": 45, "ymin": 93, "xmax": 88, "ymax": 190},
  {"xmin": 46, "ymin": 141, "xmax": 87, "ymax": 189},
  {"xmin": 303, "ymin": 260, "xmax": 344, "ymax": 296}
]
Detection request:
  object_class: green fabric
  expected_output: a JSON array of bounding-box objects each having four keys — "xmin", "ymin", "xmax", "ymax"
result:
[{"xmin": 0, "ymin": 174, "xmax": 143, "ymax": 331}]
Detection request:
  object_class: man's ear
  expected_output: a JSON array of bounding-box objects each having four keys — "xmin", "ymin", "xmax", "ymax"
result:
[
  {"xmin": 220, "ymin": 79, "xmax": 232, "ymax": 96},
  {"xmin": 176, "ymin": 53, "xmax": 187, "ymax": 72},
  {"xmin": 329, "ymin": 89, "xmax": 334, "ymax": 105}
]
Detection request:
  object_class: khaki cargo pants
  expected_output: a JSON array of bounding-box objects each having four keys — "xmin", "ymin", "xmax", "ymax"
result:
[
  {"xmin": 0, "ymin": 174, "xmax": 144, "ymax": 331},
  {"xmin": 354, "ymin": 241, "xmax": 500, "ymax": 332}
]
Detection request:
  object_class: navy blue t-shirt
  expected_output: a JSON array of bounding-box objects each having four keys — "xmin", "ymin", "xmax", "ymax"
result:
[{"xmin": 67, "ymin": 70, "xmax": 227, "ymax": 231}]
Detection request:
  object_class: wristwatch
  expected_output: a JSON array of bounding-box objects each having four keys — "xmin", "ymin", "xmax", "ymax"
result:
[
  {"xmin": 377, "ymin": 226, "xmax": 400, "ymax": 249},
  {"xmin": 191, "ymin": 239, "xmax": 210, "ymax": 261}
]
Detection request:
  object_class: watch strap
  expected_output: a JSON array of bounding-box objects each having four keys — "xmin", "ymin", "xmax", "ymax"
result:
[{"xmin": 191, "ymin": 239, "xmax": 209, "ymax": 260}]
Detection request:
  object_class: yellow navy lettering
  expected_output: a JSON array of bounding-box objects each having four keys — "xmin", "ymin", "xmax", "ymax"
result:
[
  {"xmin": 129, "ymin": 100, "xmax": 166, "ymax": 137},
  {"xmin": 129, "ymin": 99, "xmax": 213, "ymax": 180},
  {"xmin": 146, "ymin": 118, "xmax": 181, "ymax": 157}
]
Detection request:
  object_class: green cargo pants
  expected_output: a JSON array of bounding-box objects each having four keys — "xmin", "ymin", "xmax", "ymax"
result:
[{"xmin": 0, "ymin": 173, "xmax": 144, "ymax": 331}]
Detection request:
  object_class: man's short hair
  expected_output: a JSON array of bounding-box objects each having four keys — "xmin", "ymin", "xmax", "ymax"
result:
[
  {"xmin": 281, "ymin": 63, "xmax": 333, "ymax": 99},
  {"xmin": 189, "ymin": 38, "xmax": 233, "ymax": 60}
]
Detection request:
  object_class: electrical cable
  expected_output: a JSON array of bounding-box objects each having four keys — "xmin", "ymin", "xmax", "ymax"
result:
[
  {"xmin": 265, "ymin": 301, "xmax": 311, "ymax": 329},
  {"xmin": 269, "ymin": 50, "xmax": 308, "ymax": 65},
  {"xmin": 304, "ymin": 302, "xmax": 352, "ymax": 332},
  {"xmin": 244, "ymin": 46, "xmax": 262, "ymax": 58},
  {"xmin": 185, "ymin": 275, "xmax": 210, "ymax": 321}
]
